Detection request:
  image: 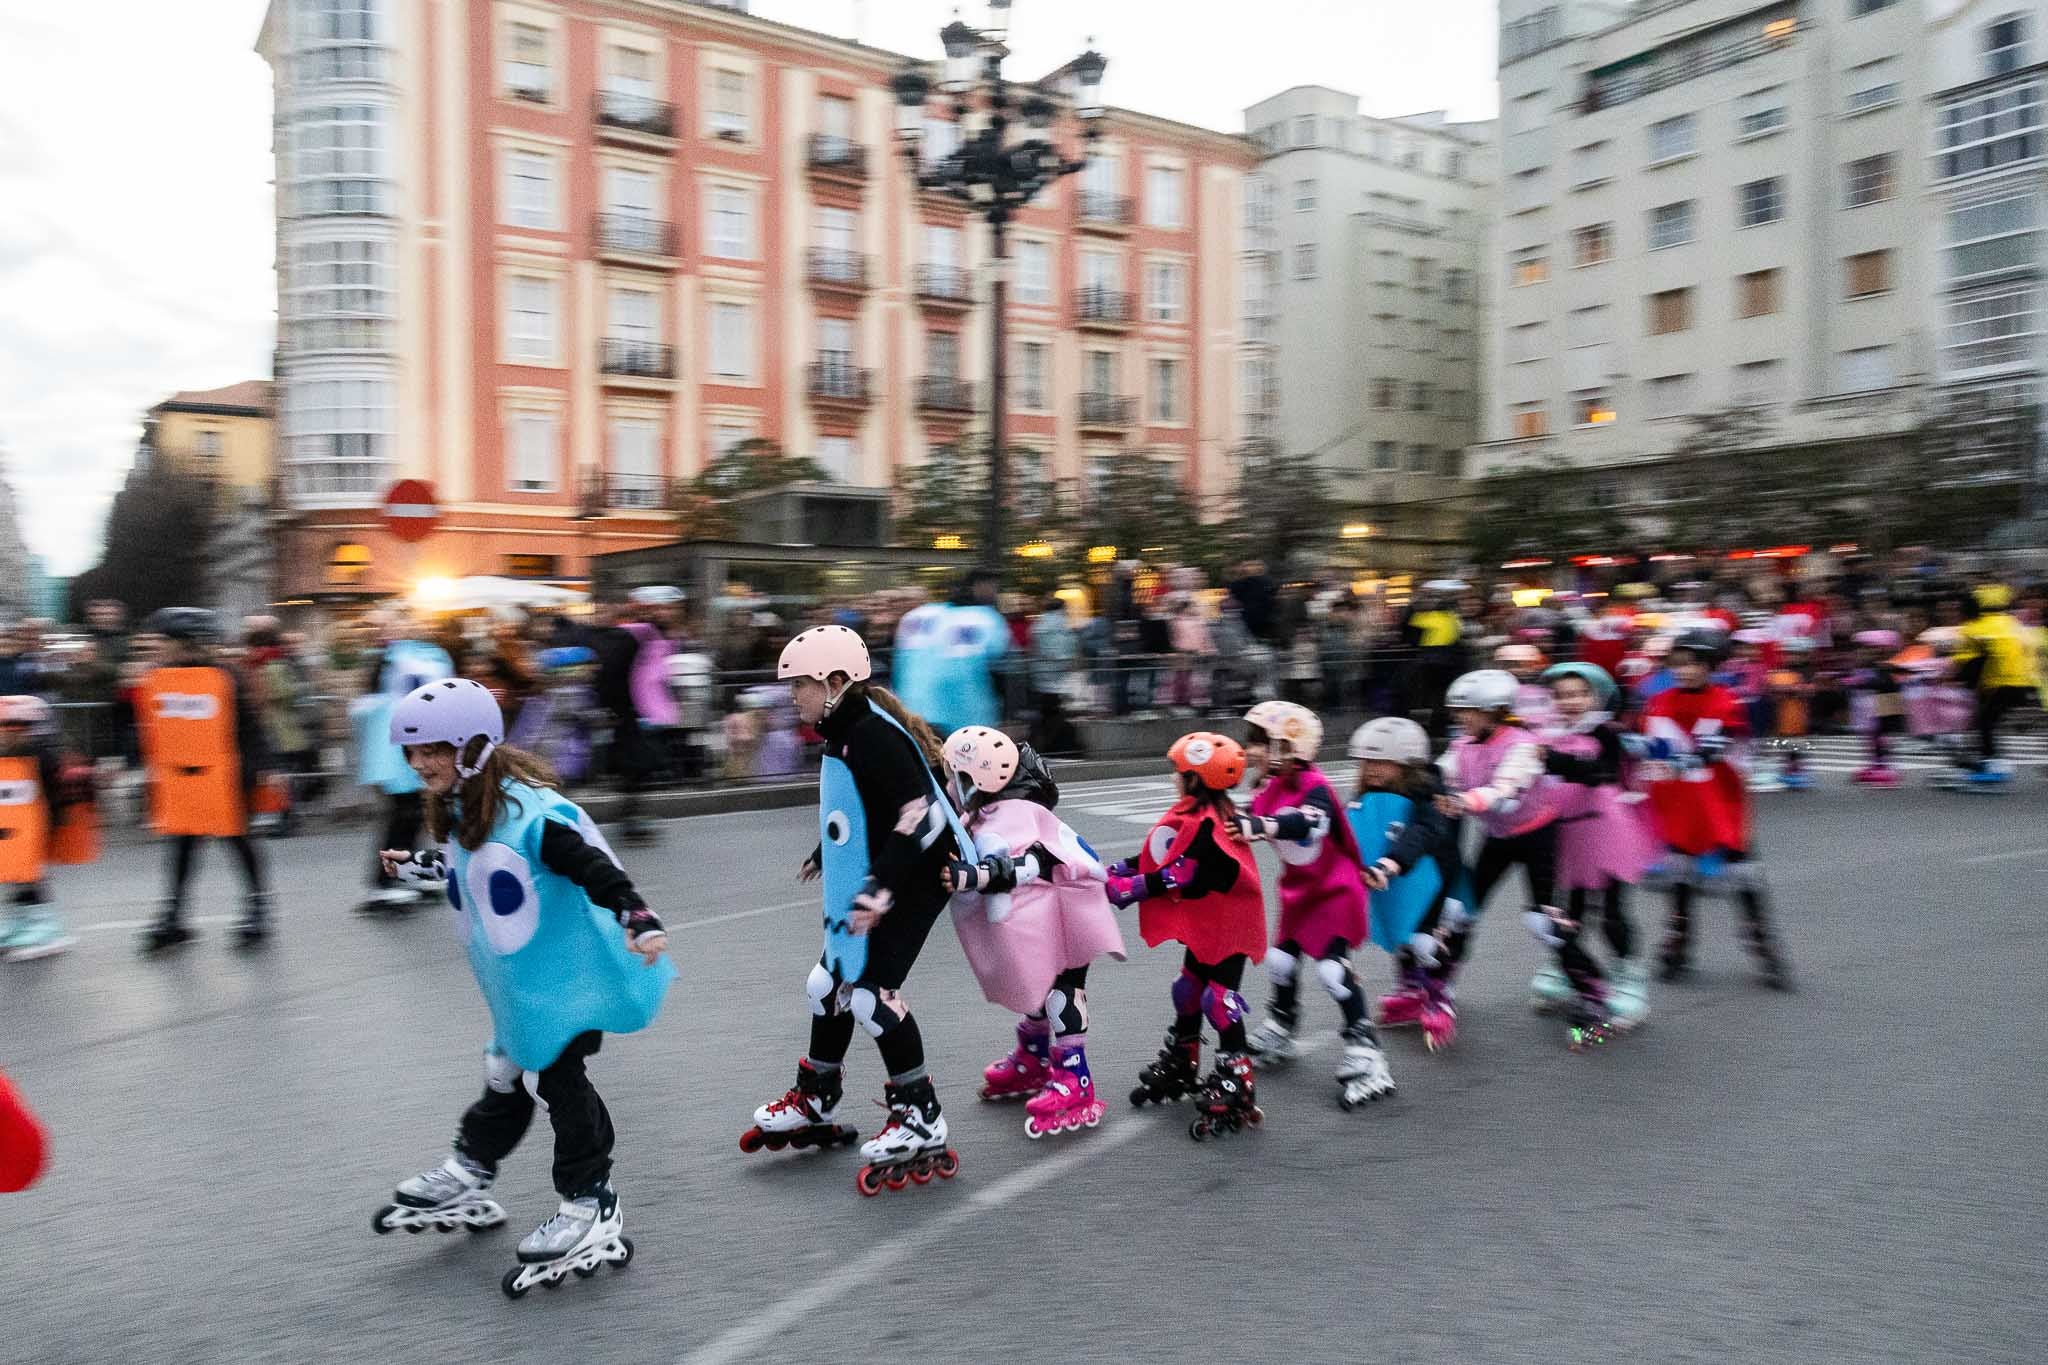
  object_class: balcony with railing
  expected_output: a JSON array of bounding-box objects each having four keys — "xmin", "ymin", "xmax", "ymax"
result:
[
  {"xmin": 916, "ymin": 375, "xmax": 978, "ymax": 415},
  {"xmin": 806, "ymin": 134, "xmax": 867, "ymax": 182},
  {"xmin": 599, "ymin": 339, "xmax": 677, "ymax": 385},
  {"xmin": 807, "ymin": 361, "xmax": 873, "ymax": 407},
  {"xmin": 1584, "ymin": 13, "xmax": 1798, "ymax": 113},
  {"xmin": 603, "ymin": 472, "xmax": 673, "ymax": 512},
  {"xmin": 806, "ymin": 247, "xmax": 870, "ymax": 294},
  {"xmin": 1077, "ymin": 392, "xmax": 1137, "ymax": 431},
  {"xmin": 594, "ymin": 212, "xmax": 678, "ymax": 263},
  {"xmin": 595, "ymin": 90, "xmax": 677, "ymax": 143},
  {"xmin": 915, "ymin": 263, "xmax": 974, "ymax": 309},
  {"xmin": 1077, "ymin": 189, "xmax": 1134, "ymax": 233},
  {"xmin": 1073, "ymin": 286, "xmax": 1134, "ymax": 330}
]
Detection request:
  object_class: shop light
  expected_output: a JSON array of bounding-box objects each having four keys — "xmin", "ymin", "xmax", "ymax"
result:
[
  {"xmin": 1340, "ymin": 523, "xmax": 1373, "ymax": 539},
  {"xmin": 1087, "ymin": 545, "xmax": 1117, "ymax": 563},
  {"xmin": 933, "ymin": 533, "xmax": 965, "ymax": 551}
]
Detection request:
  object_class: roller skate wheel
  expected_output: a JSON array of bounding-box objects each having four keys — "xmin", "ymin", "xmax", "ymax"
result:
[
  {"xmin": 1248, "ymin": 1107, "xmax": 1264, "ymax": 1126},
  {"xmin": 372, "ymin": 1205, "xmax": 396, "ymax": 1235},
  {"xmin": 613, "ymin": 1235, "xmax": 635, "ymax": 1267},
  {"xmin": 855, "ymin": 1166, "xmax": 884, "ymax": 1197},
  {"xmin": 1024, "ymin": 1117, "xmax": 1045, "ymax": 1140},
  {"xmin": 910, "ymin": 1164, "xmax": 934, "ymax": 1184},
  {"xmin": 936, "ymin": 1150, "xmax": 960, "ymax": 1179},
  {"xmin": 738, "ymin": 1128, "xmax": 764, "ymax": 1154},
  {"xmin": 884, "ymin": 1167, "xmax": 910, "ymax": 1191},
  {"xmin": 501, "ymin": 1267, "xmax": 531, "ymax": 1300},
  {"xmin": 1188, "ymin": 1119, "xmax": 1208, "ymax": 1141},
  {"xmin": 405, "ymin": 1222, "xmax": 424, "ymax": 1234},
  {"xmin": 1128, "ymin": 1086, "xmax": 1149, "ymax": 1107},
  {"xmin": 574, "ymin": 1262, "xmax": 599, "ymax": 1279}
]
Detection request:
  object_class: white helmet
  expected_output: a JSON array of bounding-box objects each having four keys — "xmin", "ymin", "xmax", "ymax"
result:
[
  {"xmin": 777, "ymin": 625, "xmax": 871, "ymax": 685},
  {"xmin": 1445, "ymin": 669, "xmax": 1518, "ymax": 713},
  {"xmin": 1244, "ymin": 700, "xmax": 1322, "ymax": 763},
  {"xmin": 943, "ymin": 726, "xmax": 1019, "ymax": 805},
  {"xmin": 389, "ymin": 678, "xmax": 505, "ymax": 779},
  {"xmin": 1348, "ymin": 716, "xmax": 1429, "ymax": 764}
]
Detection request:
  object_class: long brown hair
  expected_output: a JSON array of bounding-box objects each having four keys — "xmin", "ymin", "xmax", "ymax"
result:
[
  {"xmin": 423, "ymin": 741, "xmax": 562, "ymax": 851},
  {"xmin": 846, "ymin": 681, "xmax": 947, "ymax": 774},
  {"xmin": 1178, "ymin": 772, "xmax": 1244, "ymax": 842}
]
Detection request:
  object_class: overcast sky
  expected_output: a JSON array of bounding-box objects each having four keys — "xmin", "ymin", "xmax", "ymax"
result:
[{"xmin": 0, "ymin": 0, "xmax": 1496, "ymax": 578}]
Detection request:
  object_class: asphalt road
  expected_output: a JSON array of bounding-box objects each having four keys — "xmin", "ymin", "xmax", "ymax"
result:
[{"xmin": 3, "ymin": 764, "xmax": 2044, "ymax": 1365}]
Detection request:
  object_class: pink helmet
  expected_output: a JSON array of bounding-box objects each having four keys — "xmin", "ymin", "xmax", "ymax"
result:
[
  {"xmin": 1243, "ymin": 700, "xmax": 1322, "ymax": 762},
  {"xmin": 943, "ymin": 726, "xmax": 1019, "ymax": 802},
  {"xmin": 777, "ymin": 625, "xmax": 871, "ymax": 684}
]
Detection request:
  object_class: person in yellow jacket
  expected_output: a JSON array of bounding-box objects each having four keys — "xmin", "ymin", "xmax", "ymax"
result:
[
  {"xmin": 1943, "ymin": 584, "xmax": 2039, "ymax": 788},
  {"xmin": 136, "ymin": 608, "xmax": 274, "ymax": 951}
]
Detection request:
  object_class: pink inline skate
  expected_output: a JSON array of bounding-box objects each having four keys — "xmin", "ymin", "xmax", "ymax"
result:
[
  {"xmin": 980, "ymin": 1020, "xmax": 1052, "ymax": 1102},
  {"xmin": 1023, "ymin": 1043, "xmax": 1105, "ymax": 1139},
  {"xmin": 1419, "ymin": 977, "xmax": 1457, "ymax": 1052},
  {"xmin": 1376, "ymin": 967, "xmax": 1429, "ymax": 1028},
  {"xmin": 1852, "ymin": 765, "xmax": 1900, "ymax": 789}
]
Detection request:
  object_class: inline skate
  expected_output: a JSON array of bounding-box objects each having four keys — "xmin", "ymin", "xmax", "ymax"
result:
[
  {"xmin": 501, "ymin": 1188, "xmax": 633, "ymax": 1299},
  {"xmin": 1243, "ymin": 1013, "xmax": 1301, "ymax": 1066},
  {"xmin": 854, "ymin": 1076, "xmax": 959, "ymax": 1196},
  {"xmin": 980, "ymin": 1020, "xmax": 1051, "ymax": 1102},
  {"xmin": 1023, "ymin": 1043, "xmax": 1104, "ymax": 1139},
  {"xmin": 1129, "ymin": 1031, "xmax": 1202, "ymax": 1107},
  {"xmin": 1851, "ymin": 764, "xmax": 1900, "ymax": 789},
  {"xmin": 1564, "ymin": 991, "xmax": 1617, "ymax": 1053},
  {"xmin": 1187, "ymin": 1053, "xmax": 1261, "ymax": 1141},
  {"xmin": 1376, "ymin": 968, "xmax": 1428, "ymax": 1028},
  {"xmin": 1605, "ymin": 959, "xmax": 1651, "ymax": 1029},
  {"xmin": 235, "ymin": 893, "xmax": 273, "ymax": 947},
  {"xmin": 740, "ymin": 1058, "xmax": 861, "ymax": 1154},
  {"xmin": 137, "ymin": 905, "xmax": 197, "ymax": 955},
  {"xmin": 1528, "ymin": 964, "xmax": 1576, "ymax": 1015},
  {"xmin": 1419, "ymin": 976, "xmax": 1457, "ymax": 1052},
  {"xmin": 1336, "ymin": 1025, "xmax": 1395, "ymax": 1110},
  {"xmin": 373, "ymin": 1153, "xmax": 507, "ymax": 1236},
  {"xmin": 2, "ymin": 907, "xmax": 74, "ymax": 961}
]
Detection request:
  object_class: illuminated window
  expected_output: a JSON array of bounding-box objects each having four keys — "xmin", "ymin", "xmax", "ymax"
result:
[
  {"xmin": 326, "ymin": 541, "xmax": 371, "ymax": 586},
  {"xmin": 1573, "ymin": 391, "xmax": 1617, "ymax": 425}
]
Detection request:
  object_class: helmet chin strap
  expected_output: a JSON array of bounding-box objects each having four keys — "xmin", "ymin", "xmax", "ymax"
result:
[
  {"xmin": 456, "ymin": 738, "xmax": 497, "ymax": 781},
  {"xmin": 822, "ymin": 676, "xmax": 851, "ymax": 715}
]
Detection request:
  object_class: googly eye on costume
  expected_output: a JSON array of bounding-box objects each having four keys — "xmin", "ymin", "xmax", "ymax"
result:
[
  {"xmin": 446, "ymin": 871, "xmax": 471, "ymax": 943},
  {"xmin": 1182, "ymin": 737, "xmax": 1215, "ymax": 766},
  {"xmin": 1146, "ymin": 825, "xmax": 1177, "ymax": 866},
  {"xmin": 825, "ymin": 810, "xmax": 851, "ymax": 845},
  {"xmin": 465, "ymin": 842, "xmax": 541, "ymax": 956}
]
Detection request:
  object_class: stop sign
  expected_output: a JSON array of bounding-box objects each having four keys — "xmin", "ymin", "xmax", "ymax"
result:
[{"xmin": 382, "ymin": 479, "xmax": 441, "ymax": 543}]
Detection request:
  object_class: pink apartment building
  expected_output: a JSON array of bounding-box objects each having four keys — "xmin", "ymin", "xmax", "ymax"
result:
[{"xmin": 259, "ymin": 0, "xmax": 1258, "ymax": 601}]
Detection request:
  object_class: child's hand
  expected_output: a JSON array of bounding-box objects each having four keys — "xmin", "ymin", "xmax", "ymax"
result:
[
  {"xmin": 798, "ymin": 853, "xmax": 821, "ymax": 883},
  {"xmin": 1363, "ymin": 857, "xmax": 1397, "ymax": 892},
  {"xmin": 1432, "ymin": 794, "xmax": 1465, "ymax": 819},
  {"xmin": 627, "ymin": 928, "xmax": 668, "ymax": 965},
  {"xmin": 378, "ymin": 848, "xmax": 413, "ymax": 879},
  {"xmin": 849, "ymin": 884, "xmax": 894, "ymax": 935}
]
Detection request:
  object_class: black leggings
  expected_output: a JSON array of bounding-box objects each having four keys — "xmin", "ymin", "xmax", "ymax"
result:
[
  {"xmin": 1972, "ymin": 687, "xmax": 2031, "ymax": 766},
  {"xmin": 456, "ymin": 1031, "xmax": 613, "ymax": 1198},
  {"xmin": 1567, "ymin": 881, "xmax": 1636, "ymax": 961},
  {"xmin": 1436, "ymin": 824, "xmax": 1559, "ymax": 978},
  {"xmin": 1268, "ymin": 937, "xmax": 1373, "ymax": 1039},
  {"xmin": 1661, "ymin": 860, "xmax": 1786, "ymax": 974},
  {"xmin": 1173, "ymin": 950, "xmax": 1248, "ymax": 1053},
  {"xmin": 374, "ymin": 791, "xmax": 425, "ymax": 888},
  {"xmin": 166, "ymin": 833, "xmax": 268, "ymax": 909},
  {"xmin": 1026, "ymin": 965, "xmax": 1091, "ymax": 1041}
]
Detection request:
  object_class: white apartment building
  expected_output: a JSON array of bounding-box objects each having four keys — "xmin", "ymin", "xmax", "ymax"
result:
[
  {"xmin": 1243, "ymin": 88, "xmax": 1497, "ymax": 563},
  {"xmin": 1480, "ymin": 0, "xmax": 1940, "ymax": 509}
]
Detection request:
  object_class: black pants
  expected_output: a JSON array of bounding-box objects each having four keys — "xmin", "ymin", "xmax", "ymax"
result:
[
  {"xmin": 457, "ymin": 1032, "xmax": 613, "ymax": 1198},
  {"xmin": 166, "ymin": 833, "xmax": 268, "ymax": 911},
  {"xmin": 1268, "ymin": 937, "xmax": 1372, "ymax": 1038},
  {"xmin": 1173, "ymin": 950, "xmax": 1249, "ymax": 1053},
  {"xmin": 1436, "ymin": 824, "xmax": 1558, "ymax": 979},
  {"xmin": 373, "ymin": 791, "xmax": 425, "ymax": 888},
  {"xmin": 1567, "ymin": 881, "xmax": 1636, "ymax": 961},
  {"xmin": 1971, "ymin": 687, "xmax": 2031, "ymax": 767},
  {"xmin": 1661, "ymin": 857, "xmax": 1785, "ymax": 975}
]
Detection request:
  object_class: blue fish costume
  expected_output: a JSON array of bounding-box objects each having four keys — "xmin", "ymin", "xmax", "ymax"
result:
[
  {"xmin": 890, "ymin": 602, "xmax": 1010, "ymax": 737},
  {"xmin": 1347, "ymin": 791, "xmax": 1468, "ymax": 955},
  {"xmin": 352, "ymin": 641, "xmax": 455, "ymax": 795},
  {"xmin": 447, "ymin": 782, "xmax": 674, "ymax": 1071},
  {"xmin": 816, "ymin": 706, "xmax": 971, "ymax": 984}
]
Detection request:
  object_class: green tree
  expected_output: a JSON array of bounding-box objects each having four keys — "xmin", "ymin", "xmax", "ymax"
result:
[
  {"xmin": 670, "ymin": 438, "xmax": 829, "ymax": 540},
  {"xmin": 1215, "ymin": 441, "xmax": 1337, "ymax": 571},
  {"xmin": 69, "ymin": 458, "xmax": 216, "ymax": 621}
]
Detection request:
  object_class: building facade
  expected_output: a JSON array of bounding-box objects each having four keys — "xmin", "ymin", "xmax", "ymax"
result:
[
  {"xmin": 1477, "ymin": 0, "xmax": 1941, "ymax": 511},
  {"xmin": 139, "ymin": 381, "xmax": 281, "ymax": 624},
  {"xmin": 258, "ymin": 0, "xmax": 1255, "ymax": 602},
  {"xmin": 1241, "ymin": 88, "xmax": 1496, "ymax": 563}
]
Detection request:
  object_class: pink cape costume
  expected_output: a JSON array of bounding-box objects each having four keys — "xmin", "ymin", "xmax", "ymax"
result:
[
  {"xmin": 1249, "ymin": 764, "xmax": 1369, "ymax": 952},
  {"xmin": 952, "ymin": 798, "xmax": 1126, "ymax": 1016},
  {"xmin": 1444, "ymin": 724, "xmax": 1560, "ymax": 840},
  {"xmin": 1541, "ymin": 726, "xmax": 1659, "ymax": 892}
]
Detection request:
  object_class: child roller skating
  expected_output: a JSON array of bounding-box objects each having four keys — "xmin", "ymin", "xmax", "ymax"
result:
[
  {"xmin": 1108, "ymin": 733, "xmax": 1268, "ymax": 1140},
  {"xmin": 1846, "ymin": 630, "xmax": 1906, "ymax": 788},
  {"xmin": 1234, "ymin": 702, "xmax": 1394, "ymax": 1109},
  {"xmin": 939, "ymin": 728, "xmax": 1125, "ymax": 1140},
  {"xmin": 370, "ymin": 678, "xmax": 674, "ymax": 1298},
  {"xmin": 0, "ymin": 696, "xmax": 92, "ymax": 961},
  {"xmin": 742, "ymin": 628, "xmax": 968, "ymax": 1195}
]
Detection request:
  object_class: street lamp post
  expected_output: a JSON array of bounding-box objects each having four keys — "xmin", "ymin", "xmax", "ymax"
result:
[{"xmin": 892, "ymin": 3, "xmax": 1106, "ymax": 573}]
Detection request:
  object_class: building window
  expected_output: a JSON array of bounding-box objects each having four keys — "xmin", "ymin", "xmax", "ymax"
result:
[
  {"xmin": 923, "ymin": 223, "xmax": 961, "ymax": 270},
  {"xmin": 608, "ymin": 286, "xmax": 657, "ymax": 343},
  {"xmin": 284, "ymin": 236, "xmax": 393, "ymax": 352},
  {"xmin": 1017, "ymin": 240, "xmax": 1052, "ymax": 305},
  {"xmin": 1648, "ymin": 286, "xmax": 1694, "ymax": 335},
  {"xmin": 1409, "ymin": 380, "xmax": 1433, "ymax": 411},
  {"xmin": 1511, "ymin": 247, "xmax": 1550, "ymax": 286},
  {"xmin": 1845, "ymin": 57, "xmax": 1900, "ymax": 115},
  {"xmin": 1649, "ymin": 201, "xmax": 1695, "ymax": 250},
  {"xmin": 1294, "ymin": 178, "xmax": 1317, "ymax": 212},
  {"xmin": 325, "ymin": 542, "xmax": 372, "ymax": 585},
  {"xmin": 1446, "ymin": 149, "xmax": 1468, "ymax": 179},
  {"xmin": 707, "ymin": 187, "xmax": 754, "ymax": 259},
  {"xmin": 1736, "ymin": 268, "xmax": 1783, "ymax": 318},
  {"xmin": 290, "ymin": 103, "xmax": 389, "ymax": 215},
  {"xmin": 1566, "ymin": 303, "xmax": 1609, "ymax": 347},
  {"xmin": 1406, "ymin": 443, "xmax": 1430, "ymax": 473},
  {"xmin": 284, "ymin": 376, "xmax": 391, "ymax": 494},
  {"xmin": 1851, "ymin": 0, "xmax": 1897, "ymax": 16},
  {"xmin": 1947, "ymin": 190, "xmax": 2040, "ymax": 280},
  {"xmin": 1573, "ymin": 391, "xmax": 1617, "ymax": 425},
  {"xmin": 1293, "ymin": 243, "xmax": 1317, "ymax": 278},
  {"xmin": 1737, "ymin": 177, "xmax": 1785, "ymax": 228},
  {"xmin": 192, "ymin": 430, "xmax": 223, "ymax": 460},
  {"xmin": 1734, "ymin": 358, "xmax": 1783, "ymax": 405},
  {"xmin": 1371, "ymin": 441, "xmax": 1397, "ymax": 471},
  {"xmin": 504, "ymin": 150, "xmax": 555, "ymax": 230},
  {"xmin": 1647, "ymin": 373, "xmax": 1696, "ymax": 419},
  {"xmin": 814, "ymin": 436, "xmax": 854, "ymax": 482},
  {"xmin": 1571, "ymin": 140, "xmax": 1613, "ymax": 187},
  {"xmin": 1844, "ymin": 154, "xmax": 1896, "ymax": 208},
  {"xmin": 1986, "ymin": 14, "xmax": 2030, "ymax": 77},
  {"xmin": 1845, "ymin": 249, "xmax": 1894, "ymax": 298},
  {"xmin": 1737, "ymin": 87, "xmax": 1788, "ymax": 138},
  {"xmin": 1509, "ymin": 322, "xmax": 1546, "ymax": 364},
  {"xmin": 1149, "ymin": 358, "xmax": 1183, "ymax": 423},
  {"xmin": 506, "ymin": 276, "xmax": 556, "ymax": 363},
  {"xmin": 1648, "ymin": 113, "xmax": 1696, "ymax": 163},
  {"xmin": 1572, "ymin": 222, "xmax": 1613, "ymax": 267},
  {"xmin": 709, "ymin": 420, "xmax": 753, "ymax": 464},
  {"xmin": 1017, "ymin": 341, "xmax": 1049, "ymax": 409},
  {"xmin": 817, "ymin": 317, "xmax": 855, "ymax": 370},
  {"xmin": 709, "ymin": 69, "xmax": 749, "ymax": 138},
  {"xmin": 1292, "ymin": 114, "xmax": 1316, "ymax": 146},
  {"xmin": 508, "ymin": 410, "xmax": 558, "ymax": 492},
  {"xmin": 709, "ymin": 300, "xmax": 753, "ymax": 381},
  {"xmin": 1935, "ymin": 83, "xmax": 2044, "ymax": 180},
  {"xmin": 924, "ymin": 330, "xmax": 959, "ymax": 380},
  {"xmin": 1082, "ymin": 249, "xmax": 1120, "ymax": 293},
  {"xmin": 1371, "ymin": 377, "xmax": 1398, "ymax": 408},
  {"xmin": 818, "ymin": 93, "xmax": 853, "ymax": 141},
  {"xmin": 505, "ymin": 21, "xmax": 551, "ymax": 101},
  {"xmin": 922, "ymin": 116, "xmax": 961, "ymax": 169},
  {"xmin": 1146, "ymin": 166, "xmax": 1186, "ymax": 229},
  {"xmin": 1510, "ymin": 402, "xmax": 1549, "ymax": 438},
  {"xmin": 502, "ymin": 553, "xmax": 559, "ymax": 580},
  {"xmin": 609, "ymin": 417, "xmax": 661, "ymax": 497},
  {"xmin": 1945, "ymin": 285, "xmax": 2039, "ymax": 369},
  {"xmin": 1840, "ymin": 345, "xmax": 1893, "ymax": 391},
  {"xmin": 1444, "ymin": 267, "xmax": 1470, "ymax": 302},
  {"xmin": 1439, "ymin": 447, "xmax": 1464, "ymax": 478},
  {"xmin": 1145, "ymin": 261, "xmax": 1187, "ymax": 322}
]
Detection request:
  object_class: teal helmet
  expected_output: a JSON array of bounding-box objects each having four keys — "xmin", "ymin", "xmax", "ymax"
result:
[{"xmin": 1540, "ymin": 661, "xmax": 1618, "ymax": 708}]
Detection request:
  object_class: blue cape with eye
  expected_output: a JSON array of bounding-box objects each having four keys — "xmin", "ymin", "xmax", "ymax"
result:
[
  {"xmin": 1349, "ymin": 791, "xmax": 1451, "ymax": 955},
  {"xmin": 890, "ymin": 603, "xmax": 1010, "ymax": 736},
  {"xmin": 446, "ymin": 782, "xmax": 675, "ymax": 1071},
  {"xmin": 351, "ymin": 641, "xmax": 454, "ymax": 795},
  {"xmin": 818, "ymin": 706, "xmax": 970, "ymax": 984}
]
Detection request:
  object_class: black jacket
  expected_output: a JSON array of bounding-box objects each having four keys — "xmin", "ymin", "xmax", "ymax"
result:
[{"xmin": 815, "ymin": 690, "xmax": 956, "ymax": 910}]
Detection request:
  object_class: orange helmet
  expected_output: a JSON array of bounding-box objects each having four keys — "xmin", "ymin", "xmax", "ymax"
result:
[{"xmin": 1168, "ymin": 731, "xmax": 1245, "ymax": 791}]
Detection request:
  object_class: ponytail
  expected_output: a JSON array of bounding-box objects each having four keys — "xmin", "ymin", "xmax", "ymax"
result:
[{"xmin": 852, "ymin": 683, "xmax": 948, "ymax": 774}]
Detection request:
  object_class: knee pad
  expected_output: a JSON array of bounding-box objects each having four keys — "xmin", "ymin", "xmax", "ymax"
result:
[
  {"xmin": 1263, "ymin": 945, "xmax": 1299, "ymax": 986},
  {"xmin": 1439, "ymin": 899, "xmax": 1473, "ymax": 933},
  {"xmin": 1201, "ymin": 983, "xmax": 1247, "ymax": 1031},
  {"xmin": 1523, "ymin": 908, "xmax": 1564, "ymax": 947},
  {"xmin": 1315, "ymin": 956, "xmax": 1355, "ymax": 1003},
  {"xmin": 1407, "ymin": 932, "xmax": 1441, "ymax": 970},
  {"xmin": 1170, "ymin": 968, "xmax": 1203, "ymax": 1018},
  {"xmin": 849, "ymin": 987, "xmax": 904, "ymax": 1039},
  {"xmin": 483, "ymin": 1048, "xmax": 521, "ymax": 1095},
  {"xmin": 804, "ymin": 963, "xmax": 836, "ymax": 1018},
  {"xmin": 1045, "ymin": 986, "xmax": 1088, "ymax": 1038}
]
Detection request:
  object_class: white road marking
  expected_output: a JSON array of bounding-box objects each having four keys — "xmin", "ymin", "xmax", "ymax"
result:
[{"xmin": 1961, "ymin": 846, "xmax": 2048, "ymax": 865}]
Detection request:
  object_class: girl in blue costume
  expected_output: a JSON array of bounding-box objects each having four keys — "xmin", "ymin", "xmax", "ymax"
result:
[
  {"xmin": 371, "ymin": 679, "xmax": 673, "ymax": 1298},
  {"xmin": 742, "ymin": 626, "xmax": 972, "ymax": 1197}
]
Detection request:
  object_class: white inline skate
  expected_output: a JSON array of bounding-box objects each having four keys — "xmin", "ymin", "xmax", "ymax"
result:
[
  {"xmin": 1243, "ymin": 1015, "xmax": 1301, "ymax": 1066},
  {"xmin": 373, "ymin": 1154, "xmax": 507, "ymax": 1236},
  {"xmin": 501, "ymin": 1190, "xmax": 634, "ymax": 1299},
  {"xmin": 855, "ymin": 1077, "xmax": 959, "ymax": 1196},
  {"xmin": 1337, "ymin": 1032, "xmax": 1396, "ymax": 1111}
]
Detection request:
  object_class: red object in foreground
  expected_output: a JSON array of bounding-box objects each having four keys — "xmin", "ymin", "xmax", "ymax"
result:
[
  {"xmin": 0, "ymin": 1070, "xmax": 47, "ymax": 1192},
  {"xmin": 381, "ymin": 479, "xmax": 442, "ymax": 543}
]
